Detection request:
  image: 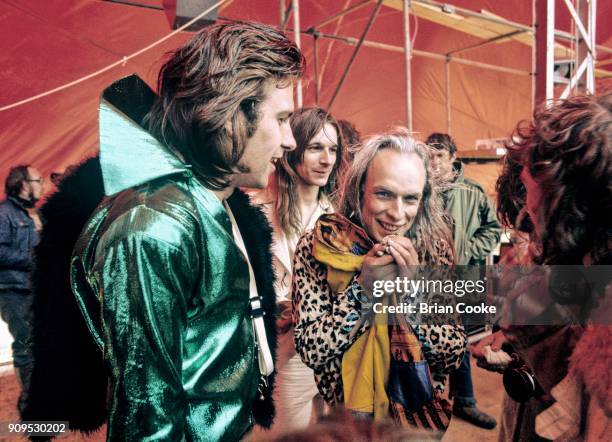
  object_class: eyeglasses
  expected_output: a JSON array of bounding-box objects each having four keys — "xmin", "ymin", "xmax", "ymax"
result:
[{"xmin": 26, "ymin": 178, "xmax": 44, "ymax": 184}]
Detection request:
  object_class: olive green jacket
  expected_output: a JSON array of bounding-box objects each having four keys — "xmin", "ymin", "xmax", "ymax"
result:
[
  {"xmin": 70, "ymin": 79, "xmax": 264, "ymax": 441},
  {"xmin": 444, "ymin": 162, "xmax": 501, "ymax": 265}
]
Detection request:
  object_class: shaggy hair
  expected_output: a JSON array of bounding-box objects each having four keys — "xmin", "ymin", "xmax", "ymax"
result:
[
  {"xmin": 505, "ymin": 93, "xmax": 611, "ymax": 264},
  {"xmin": 425, "ymin": 132, "xmax": 457, "ymax": 156},
  {"xmin": 270, "ymin": 107, "xmax": 344, "ymax": 237},
  {"xmin": 4, "ymin": 164, "xmax": 30, "ymax": 198},
  {"xmin": 495, "ymin": 146, "xmax": 533, "ymax": 233},
  {"xmin": 146, "ymin": 22, "xmax": 305, "ymax": 190},
  {"xmin": 338, "ymin": 127, "xmax": 454, "ymax": 264},
  {"xmin": 334, "ymin": 119, "xmax": 362, "ymax": 197}
]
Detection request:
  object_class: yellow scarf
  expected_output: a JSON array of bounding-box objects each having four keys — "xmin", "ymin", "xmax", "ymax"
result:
[{"xmin": 312, "ymin": 214, "xmax": 390, "ymax": 420}]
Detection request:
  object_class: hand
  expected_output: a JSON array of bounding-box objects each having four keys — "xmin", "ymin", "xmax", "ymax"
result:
[
  {"xmin": 470, "ymin": 331, "xmax": 508, "ymax": 372},
  {"xmin": 358, "ymin": 243, "xmax": 396, "ymax": 297},
  {"xmin": 383, "ymin": 235, "xmax": 419, "ymax": 278}
]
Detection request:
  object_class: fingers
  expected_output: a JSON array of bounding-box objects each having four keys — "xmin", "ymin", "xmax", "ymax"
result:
[
  {"xmin": 368, "ymin": 243, "xmax": 386, "ymax": 257},
  {"xmin": 386, "ymin": 236, "xmax": 418, "ymax": 266},
  {"xmin": 387, "ymin": 245, "xmax": 407, "ymax": 267},
  {"xmin": 385, "ymin": 234, "xmax": 414, "ymax": 251},
  {"xmin": 364, "ymin": 253, "xmax": 394, "ymax": 266},
  {"xmin": 470, "ymin": 341, "xmax": 487, "ymax": 359},
  {"xmin": 490, "ymin": 331, "xmax": 507, "ymax": 351},
  {"xmin": 470, "ymin": 332, "xmax": 496, "ymax": 358}
]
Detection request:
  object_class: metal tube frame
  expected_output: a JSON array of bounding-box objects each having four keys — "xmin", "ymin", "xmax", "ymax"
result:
[
  {"xmin": 535, "ymin": 0, "xmax": 596, "ymax": 103},
  {"xmin": 563, "ymin": 0, "xmax": 593, "ymax": 54},
  {"xmin": 299, "ymin": 29, "xmax": 531, "ymax": 76},
  {"xmin": 313, "ymin": 0, "xmax": 371, "ymax": 29},
  {"xmin": 280, "ymin": 0, "xmax": 292, "ymax": 31},
  {"xmin": 445, "ymin": 55, "xmax": 451, "ymax": 134},
  {"xmin": 279, "ymin": 0, "xmax": 604, "ymax": 119},
  {"xmin": 327, "ymin": 0, "xmax": 384, "ymax": 110},
  {"xmin": 313, "ymin": 32, "xmax": 320, "ymax": 104},
  {"xmin": 447, "ymin": 30, "xmax": 528, "ymax": 56},
  {"xmin": 534, "ymin": 0, "xmax": 555, "ymax": 104},
  {"xmin": 292, "ymin": 0, "xmax": 302, "ymax": 107},
  {"xmin": 415, "ymin": 0, "xmax": 611, "ymax": 54},
  {"xmin": 403, "ymin": 0, "xmax": 413, "ymax": 130}
]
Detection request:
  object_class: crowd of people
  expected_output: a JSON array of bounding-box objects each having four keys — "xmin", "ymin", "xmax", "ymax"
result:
[{"xmin": 0, "ymin": 20, "xmax": 610, "ymax": 442}]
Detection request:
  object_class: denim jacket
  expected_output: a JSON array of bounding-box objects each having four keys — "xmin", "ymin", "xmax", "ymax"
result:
[{"xmin": 0, "ymin": 197, "xmax": 39, "ymax": 290}]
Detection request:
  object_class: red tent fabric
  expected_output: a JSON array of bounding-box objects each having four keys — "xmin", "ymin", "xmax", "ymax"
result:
[{"xmin": 1, "ymin": 0, "xmax": 611, "ymax": 190}]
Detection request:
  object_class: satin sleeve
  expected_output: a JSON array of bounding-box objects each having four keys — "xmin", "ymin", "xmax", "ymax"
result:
[{"xmin": 93, "ymin": 210, "xmax": 197, "ymax": 441}]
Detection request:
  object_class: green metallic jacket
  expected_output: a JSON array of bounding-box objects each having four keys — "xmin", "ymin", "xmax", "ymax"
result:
[
  {"xmin": 444, "ymin": 162, "xmax": 501, "ymax": 265},
  {"xmin": 69, "ymin": 78, "xmax": 275, "ymax": 441}
]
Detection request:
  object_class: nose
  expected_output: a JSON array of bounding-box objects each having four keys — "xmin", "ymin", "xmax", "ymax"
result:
[
  {"xmin": 281, "ymin": 123, "xmax": 297, "ymax": 152},
  {"xmin": 320, "ymin": 148, "xmax": 332, "ymax": 166},
  {"xmin": 386, "ymin": 197, "xmax": 404, "ymax": 221}
]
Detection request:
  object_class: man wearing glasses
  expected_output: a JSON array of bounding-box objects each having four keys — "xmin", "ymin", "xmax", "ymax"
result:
[{"xmin": 0, "ymin": 165, "xmax": 44, "ymax": 411}]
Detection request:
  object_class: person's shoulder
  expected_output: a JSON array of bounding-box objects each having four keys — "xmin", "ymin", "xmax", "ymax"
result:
[
  {"xmin": 295, "ymin": 229, "xmax": 316, "ymax": 256},
  {"xmin": 460, "ymin": 177, "xmax": 487, "ymax": 194},
  {"xmin": 0, "ymin": 199, "xmax": 18, "ymax": 217},
  {"xmin": 99, "ymin": 177, "xmax": 199, "ymax": 250}
]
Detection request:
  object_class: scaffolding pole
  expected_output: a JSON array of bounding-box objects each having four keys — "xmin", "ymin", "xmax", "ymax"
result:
[
  {"xmin": 403, "ymin": 0, "xmax": 413, "ymax": 131},
  {"xmin": 327, "ymin": 0, "xmax": 384, "ymax": 110},
  {"xmin": 302, "ymin": 30, "xmax": 531, "ymax": 76},
  {"xmin": 535, "ymin": 0, "xmax": 597, "ymax": 103},
  {"xmin": 447, "ymin": 30, "xmax": 528, "ymax": 56},
  {"xmin": 445, "ymin": 56, "xmax": 451, "ymax": 134},
  {"xmin": 292, "ymin": 0, "xmax": 302, "ymax": 107},
  {"xmin": 572, "ymin": 0, "xmax": 597, "ymax": 93},
  {"xmin": 534, "ymin": 0, "xmax": 555, "ymax": 105},
  {"xmin": 313, "ymin": 0, "xmax": 370, "ymax": 29},
  {"xmin": 280, "ymin": 0, "xmax": 292, "ymax": 31},
  {"xmin": 313, "ymin": 32, "xmax": 320, "ymax": 105}
]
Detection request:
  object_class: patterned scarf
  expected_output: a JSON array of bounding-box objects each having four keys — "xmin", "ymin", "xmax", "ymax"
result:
[{"xmin": 311, "ymin": 213, "xmax": 452, "ymax": 431}]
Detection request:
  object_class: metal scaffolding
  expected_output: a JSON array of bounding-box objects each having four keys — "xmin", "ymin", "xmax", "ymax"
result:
[
  {"xmin": 279, "ymin": 0, "xmax": 607, "ymax": 131},
  {"xmin": 534, "ymin": 0, "xmax": 597, "ymax": 105},
  {"xmin": 102, "ymin": 1, "xmax": 610, "ymax": 133}
]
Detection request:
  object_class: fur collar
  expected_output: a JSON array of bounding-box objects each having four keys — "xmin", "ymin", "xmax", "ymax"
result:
[
  {"xmin": 228, "ymin": 188, "xmax": 278, "ymax": 428},
  {"xmin": 22, "ymin": 157, "xmax": 108, "ymax": 432},
  {"xmin": 569, "ymin": 325, "xmax": 612, "ymax": 415}
]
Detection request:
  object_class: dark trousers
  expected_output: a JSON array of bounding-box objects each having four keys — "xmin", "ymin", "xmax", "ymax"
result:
[
  {"xmin": 0, "ymin": 289, "xmax": 34, "ymax": 411},
  {"xmin": 450, "ymin": 350, "xmax": 476, "ymax": 407}
]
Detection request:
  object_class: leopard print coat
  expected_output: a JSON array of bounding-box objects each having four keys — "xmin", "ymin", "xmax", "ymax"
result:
[{"xmin": 292, "ymin": 230, "xmax": 466, "ymax": 405}]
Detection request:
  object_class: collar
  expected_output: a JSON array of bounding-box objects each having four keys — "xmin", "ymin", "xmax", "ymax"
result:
[
  {"xmin": 451, "ymin": 160, "xmax": 464, "ymax": 182},
  {"xmin": 98, "ymin": 75, "xmax": 188, "ymax": 196},
  {"xmin": 7, "ymin": 196, "xmax": 31, "ymax": 211},
  {"xmin": 319, "ymin": 193, "xmax": 333, "ymax": 214}
]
